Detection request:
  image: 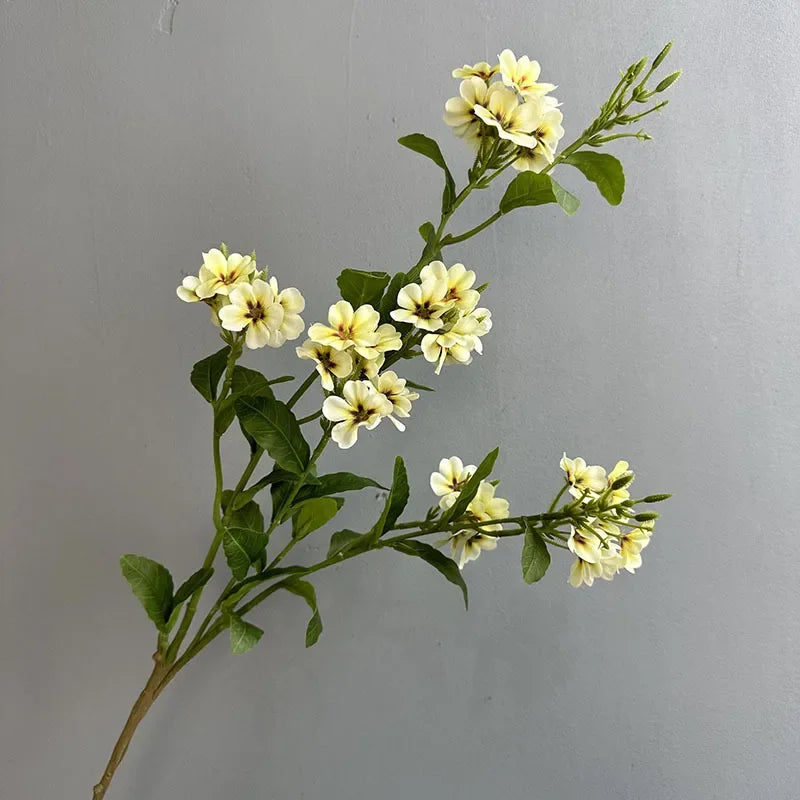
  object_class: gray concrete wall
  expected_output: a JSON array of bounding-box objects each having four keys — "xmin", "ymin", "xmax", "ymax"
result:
[{"xmin": 2, "ymin": 1, "xmax": 798, "ymax": 798}]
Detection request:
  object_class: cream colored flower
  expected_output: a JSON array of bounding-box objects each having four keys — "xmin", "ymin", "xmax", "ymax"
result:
[
  {"xmin": 372, "ymin": 370, "xmax": 419, "ymax": 431},
  {"xmin": 617, "ymin": 527, "xmax": 652, "ymax": 574},
  {"xmin": 567, "ymin": 526, "xmax": 603, "ymax": 563},
  {"xmin": 352, "ymin": 353, "xmax": 384, "ymax": 381},
  {"xmin": 374, "ymin": 323, "xmax": 402, "ymax": 353},
  {"xmin": 420, "ymin": 261, "xmax": 480, "ymax": 311},
  {"xmin": 560, "ymin": 454, "xmax": 608, "ymax": 499},
  {"xmin": 444, "ymin": 77, "xmax": 491, "ymax": 148},
  {"xmin": 497, "ymin": 49, "xmax": 556, "ymax": 97},
  {"xmin": 513, "ymin": 102, "xmax": 565, "ymax": 172},
  {"xmin": 266, "ymin": 277, "xmax": 305, "ymax": 345},
  {"xmin": 568, "ymin": 557, "xmax": 602, "ymax": 588},
  {"xmin": 430, "ymin": 456, "xmax": 476, "ymax": 504},
  {"xmin": 420, "ymin": 311, "xmax": 486, "ymax": 374},
  {"xmin": 322, "ymin": 380, "xmax": 392, "ymax": 449},
  {"xmin": 176, "ymin": 275, "xmax": 202, "ymax": 303},
  {"xmin": 296, "ymin": 339, "xmax": 353, "ymax": 391},
  {"xmin": 568, "ymin": 544, "xmax": 621, "ymax": 587},
  {"xmin": 473, "ymin": 83, "xmax": 539, "ymax": 148},
  {"xmin": 390, "ymin": 278, "xmax": 453, "ymax": 331},
  {"xmin": 449, "ymin": 530, "xmax": 498, "ymax": 570},
  {"xmin": 355, "ymin": 323, "xmax": 403, "ymax": 360},
  {"xmin": 452, "ymin": 61, "xmax": 498, "ymax": 81},
  {"xmin": 195, "ymin": 249, "xmax": 256, "ymax": 299},
  {"xmin": 466, "ymin": 481, "xmax": 510, "ymax": 529},
  {"xmin": 217, "ymin": 279, "xmax": 284, "ymax": 349},
  {"xmin": 606, "ymin": 460, "xmax": 634, "ymax": 507},
  {"xmin": 308, "ymin": 301, "xmax": 381, "ymax": 357}
]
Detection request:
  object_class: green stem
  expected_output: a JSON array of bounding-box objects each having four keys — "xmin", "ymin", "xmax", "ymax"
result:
[
  {"xmin": 297, "ymin": 409, "xmax": 323, "ymax": 425},
  {"xmin": 441, "ymin": 211, "xmax": 503, "ymax": 246},
  {"xmin": 287, "ymin": 370, "xmax": 318, "ymax": 409}
]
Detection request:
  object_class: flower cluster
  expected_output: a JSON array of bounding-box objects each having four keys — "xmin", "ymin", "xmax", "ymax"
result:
[
  {"xmin": 430, "ymin": 457, "xmax": 510, "ymax": 569},
  {"xmin": 303, "ymin": 301, "xmax": 418, "ymax": 448},
  {"xmin": 391, "ymin": 261, "xmax": 492, "ymax": 374},
  {"xmin": 177, "ymin": 247, "xmax": 306, "ymax": 350},
  {"xmin": 444, "ymin": 49, "xmax": 565, "ymax": 173},
  {"xmin": 559, "ymin": 455, "xmax": 655, "ymax": 588}
]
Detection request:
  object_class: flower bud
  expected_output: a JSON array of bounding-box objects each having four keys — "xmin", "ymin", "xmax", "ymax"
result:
[
  {"xmin": 655, "ymin": 71, "xmax": 681, "ymax": 92},
  {"xmin": 610, "ymin": 474, "xmax": 634, "ymax": 490},
  {"xmin": 652, "ymin": 42, "xmax": 673, "ymax": 69},
  {"xmin": 641, "ymin": 493, "xmax": 672, "ymax": 503},
  {"xmin": 634, "ymin": 511, "xmax": 660, "ymax": 521}
]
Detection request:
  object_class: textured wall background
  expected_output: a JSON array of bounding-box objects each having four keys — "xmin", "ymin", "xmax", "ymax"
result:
[{"xmin": 2, "ymin": 1, "xmax": 799, "ymax": 798}]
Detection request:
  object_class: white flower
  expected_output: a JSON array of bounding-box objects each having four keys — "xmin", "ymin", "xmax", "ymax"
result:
[
  {"xmin": 308, "ymin": 301, "xmax": 381, "ymax": 357},
  {"xmin": 430, "ymin": 456, "xmax": 476, "ymax": 505},
  {"xmin": 390, "ymin": 278, "xmax": 453, "ymax": 331},
  {"xmin": 568, "ymin": 557, "xmax": 602, "ymax": 588},
  {"xmin": 444, "ymin": 77, "xmax": 491, "ymax": 148},
  {"xmin": 473, "ymin": 83, "xmax": 539, "ymax": 148},
  {"xmin": 465, "ymin": 481, "xmax": 510, "ymax": 530},
  {"xmin": 372, "ymin": 370, "xmax": 419, "ymax": 431},
  {"xmin": 567, "ymin": 526, "xmax": 603, "ymax": 563},
  {"xmin": 195, "ymin": 249, "xmax": 256, "ymax": 299},
  {"xmin": 218, "ymin": 279, "xmax": 284, "ymax": 349},
  {"xmin": 296, "ymin": 339, "xmax": 353, "ymax": 391},
  {"xmin": 374, "ymin": 323, "xmax": 402, "ymax": 353},
  {"xmin": 353, "ymin": 353, "xmax": 384, "ymax": 381},
  {"xmin": 560, "ymin": 454, "xmax": 608, "ymax": 499},
  {"xmin": 568, "ymin": 545, "xmax": 621, "ymax": 587},
  {"xmin": 176, "ymin": 275, "xmax": 202, "ymax": 303},
  {"xmin": 449, "ymin": 530, "xmax": 498, "ymax": 570},
  {"xmin": 267, "ymin": 277, "xmax": 305, "ymax": 345},
  {"xmin": 420, "ymin": 310, "xmax": 487, "ymax": 374},
  {"xmin": 497, "ymin": 49, "xmax": 556, "ymax": 98},
  {"xmin": 322, "ymin": 380, "xmax": 393, "ymax": 449},
  {"xmin": 606, "ymin": 460, "xmax": 634, "ymax": 507},
  {"xmin": 442, "ymin": 480, "xmax": 509, "ymax": 531},
  {"xmin": 617, "ymin": 527, "xmax": 652, "ymax": 574},
  {"xmin": 451, "ymin": 61, "xmax": 498, "ymax": 81},
  {"xmin": 512, "ymin": 101, "xmax": 565, "ymax": 173},
  {"xmin": 419, "ymin": 261, "xmax": 480, "ymax": 311}
]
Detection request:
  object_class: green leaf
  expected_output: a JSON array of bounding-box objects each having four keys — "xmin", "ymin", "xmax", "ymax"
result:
[
  {"xmin": 499, "ymin": 172, "xmax": 579, "ymax": 216},
  {"xmin": 336, "ymin": 269, "xmax": 391, "ymax": 309},
  {"xmin": 230, "ymin": 365, "xmax": 275, "ymax": 399},
  {"xmin": 390, "ymin": 540, "xmax": 468, "ymax": 609},
  {"xmin": 235, "ymin": 396, "xmax": 310, "ymax": 474},
  {"xmin": 379, "ymin": 271, "xmax": 412, "ymax": 322},
  {"xmin": 327, "ymin": 529, "xmax": 371, "ymax": 559},
  {"xmin": 120, "ymin": 555, "xmax": 174, "ymax": 632},
  {"xmin": 223, "ymin": 507, "xmax": 270, "ymax": 580},
  {"xmin": 173, "ymin": 567, "xmax": 214, "ymax": 606},
  {"xmin": 231, "ymin": 469, "xmax": 301, "ymax": 510},
  {"xmin": 190, "ymin": 347, "xmax": 230, "ymax": 403},
  {"xmin": 440, "ymin": 447, "xmax": 499, "ymax": 524},
  {"xmin": 370, "ymin": 456, "xmax": 409, "ymax": 539},
  {"xmin": 418, "ymin": 221, "xmax": 435, "ymax": 243},
  {"xmin": 228, "ymin": 498, "xmax": 265, "ymax": 532},
  {"xmin": 404, "ymin": 379, "xmax": 435, "ymax": 392},
  {"xmin": 398, "ymin": 132, "xmax": 456, "ymax": 214},
  {"xmin": 292, "ymin": 497, "xmax": 342, "ymax": 540},
  {"xmin": 563, "ymin": 152, "xmax": 625, "ymax": 205},
  {"xmin": 521, "ymin": 524, "xmax": 551, "ymax": 584},
  {"xmin": 550, "ymin": 178, "xmax": 581, "ymax": 215},
  {"xmin": 281, "ymin": 578, "xmax": 323, "ymax": 647},
  {"xmin": 165, "ymin": 567, "xmax": 215, "ymax": 633},
  {"xmin": 297, "ymin": 471, "xmax": 387, "ymax": 502},
  {"xmin": 229, "ymin": 614, "xmax": 264, "ymax": 654},
  {"xmin": 214, "ymin": 396, "xmax": 238, "ymax": 435}
]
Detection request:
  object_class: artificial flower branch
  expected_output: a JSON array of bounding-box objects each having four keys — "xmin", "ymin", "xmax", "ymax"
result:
[{"xmin": 93, "ymin": 43, "xmax": 678, "ymax": 798}]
